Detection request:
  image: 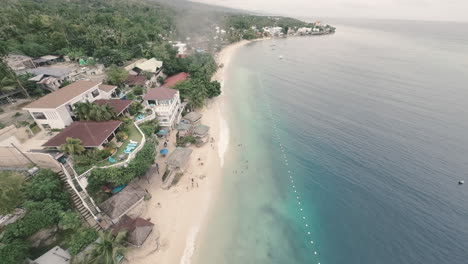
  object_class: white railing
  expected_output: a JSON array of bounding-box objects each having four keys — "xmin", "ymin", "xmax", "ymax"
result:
[
  {"xmin": 76, "ymin": 121, "xmax": 147, "ymax": 182},
  {"xmin": 60, "ymin": 163, "xmax": 98, "ymax": 218},
  {"xmin": 135, "ymin": 109, "xmax": 156, "ymax": 125}
]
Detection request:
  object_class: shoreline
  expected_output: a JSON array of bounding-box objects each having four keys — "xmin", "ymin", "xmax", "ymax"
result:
[{"xmin": 125, "ymin": 40, "xmax": 252, "ymax": 264}]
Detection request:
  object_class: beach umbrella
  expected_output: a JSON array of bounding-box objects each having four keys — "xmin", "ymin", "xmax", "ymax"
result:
[
  {"xmin": 157, "ymin": 130, "xmax": 167, "ymax": 135},
  {"xmin": 160, "ymin": 149, "xmax": 168, "ymax": 155}
]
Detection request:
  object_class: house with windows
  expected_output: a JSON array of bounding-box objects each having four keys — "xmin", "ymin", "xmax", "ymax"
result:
[
  {"xmin": 124, "ymin": 58, "xmax": 163, "ymax": 87},
  {"xmin": 142, "ymin": 72, "xmax": 188, "ymax": 129},
  {"xmin": 142, "ymin": 87, "xmax": 183, "ymax": 129},
  {"xmin": 23, "ymin": 80, "xmax": 117, "ymax": 130},
  {"xmin": 42, "ymin": 120, "xmax": 122, "ymax": 149}
]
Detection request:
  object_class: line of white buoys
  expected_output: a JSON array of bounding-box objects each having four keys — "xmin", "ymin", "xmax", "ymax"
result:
[{"xmin": 260, "ymin": 75, "xmax": 319, "ymax": 263}]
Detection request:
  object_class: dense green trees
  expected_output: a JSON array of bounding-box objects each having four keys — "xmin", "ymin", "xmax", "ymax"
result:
[
  {"xmin": 73, "ymin": 102, "xmax": 117, "ymax": 121},
  {"xmin": 0, "ymin": 169, "xmax": 74, "ymax": 264},
  {"xmin": 106, "ymin": 65, "xmax": 128, "ymax": 86},
  {"xmin": 84, "ymin": 231, "xmax": 127, "ymax": 264},
  {"xmin": 0, "ymin": 171, "xmax": 24, "ymax": 214},
  {"xmin": 0, "ymin": 0, "xmax": 176, "ymax": 66},
  {"xmin": 87, "ymin": 141, "xmax": 155, "ymax": 201}
]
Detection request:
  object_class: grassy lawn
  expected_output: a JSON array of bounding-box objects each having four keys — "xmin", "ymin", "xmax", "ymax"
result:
[{"xmin": 96, "ymin": 122, "xmax": 143, "ymax": 167}]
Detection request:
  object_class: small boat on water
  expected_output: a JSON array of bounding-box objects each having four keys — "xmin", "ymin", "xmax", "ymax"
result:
[
  {"xmin": 459, "ymin": 180, "xmax": 464, "ymax": 185},
  {"xmin": 278, "ymin": 55, "xmax": 283, "ymax": 60}
]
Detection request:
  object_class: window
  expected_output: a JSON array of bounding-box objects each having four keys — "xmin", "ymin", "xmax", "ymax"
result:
[
  {"xmin": 91, "ymin": 89, "xmax": 100, "ymax": 98},
  {"xmin": 42, "ymin": 124, "xmax": 51, "ymax": 129},
  {"xmin": 32, "ymin": 112, "xmax": 47, "ymax": 120}
]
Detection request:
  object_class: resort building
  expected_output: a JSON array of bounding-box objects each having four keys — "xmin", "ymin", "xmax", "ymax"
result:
[
  {"xmin": 142, "ymin": 73, "xmax": 188, "ymax": 129},
  {"xmin": 124, "ymin": 58, "xmax": 163, "ymax": 87},
  {"xmin": 23, "ymin": 80, "xmax": 117, "ymax": 130},
  {"xmin": 42, "ymin": 120, "xmax": 122, "ymax": 149},
  {"xmin": 143, "ymin": 87, "xmax": 183, "ymax": 129}
]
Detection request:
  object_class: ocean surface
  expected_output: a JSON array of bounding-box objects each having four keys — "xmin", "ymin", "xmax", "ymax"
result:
[{"xmin": 194, "ymin": 20, "xmax": 468, "ymax": 264}]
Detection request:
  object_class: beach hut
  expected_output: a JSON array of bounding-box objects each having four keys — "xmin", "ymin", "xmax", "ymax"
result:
[
  {"xmin": 193, "ymin": 124, "xmax": 210, "ymax": 147},
  {"xmin": 162, "ymin": 147, "xmax": 192, "ymax": 189},
  {"xmin": 112, "ymin": 215, "xmax": 155, "ymax": 247},
  {"xmin": 182, "ymin": 112, "xmax": 202, "ymax": 124},
  {"xmin": 99, "ymin": 183, "xmax": 146, "ymax": 224},
  {"xmin": 176, "ymin": 122, "xmax": 192, "ymax": 137}
]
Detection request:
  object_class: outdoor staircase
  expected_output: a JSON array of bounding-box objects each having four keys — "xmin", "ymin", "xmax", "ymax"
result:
[{"xmin": 59, "ymin": 165, "xmax": 102, "ymax": 230}]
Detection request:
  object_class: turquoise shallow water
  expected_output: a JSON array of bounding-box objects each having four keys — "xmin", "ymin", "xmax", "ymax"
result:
[{"xmin": 195, "ymin": 20, "xmax": 468, "ymax": 264}]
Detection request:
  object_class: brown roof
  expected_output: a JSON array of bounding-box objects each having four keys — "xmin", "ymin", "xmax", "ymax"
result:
[
  {"xmin": 24, "ymin": 80, "xmax": 101, "ymax": 109},
  {"xmin": 94, "ymin": 99, "xmax": 132, "ymax": 115},
  {"xmin": 112, "ymin": 215, "xmax": 154, "ymax": 246},
  {"xmin": 143, "ymin": 87, "xmax": 177, "ymax": 101},
  {"xmin": 100, "ymin": 183, "xmax": 146, "ymax": 220},
  {"xmin": 42, "ymin": 121, "xmax": 122, "ymax": 147},
  {"xmin": 126, "ymin": 75, "xmax": 147, "ymax": 86},
  {"xmin": 162, "ymin": 72, "xmax": 188, "ymax": 88},
  {"xmin": 99, "ymin": 84, "xmax": 117, "ymax": 93}
]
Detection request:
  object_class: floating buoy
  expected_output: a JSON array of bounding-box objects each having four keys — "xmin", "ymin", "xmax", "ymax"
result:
[{"xmin": 459, "ymin": 180, "xmax": 464, "ymax": 185}]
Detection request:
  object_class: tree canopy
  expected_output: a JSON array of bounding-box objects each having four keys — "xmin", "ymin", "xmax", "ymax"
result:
[{"xmin": 0, "ymin": 171, "xmax": 24, "ymax": 215}]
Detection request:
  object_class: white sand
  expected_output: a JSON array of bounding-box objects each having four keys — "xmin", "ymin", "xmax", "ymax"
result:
[{"xmin": 125, "ymin": 40, "xmax": 251, "ymax": 264}]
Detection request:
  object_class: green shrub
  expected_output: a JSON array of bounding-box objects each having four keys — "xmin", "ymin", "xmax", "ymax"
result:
[
  {"xmin": 68, "ymin": 228, "xmax": 98, "ymax": 255},
  {"xmin": 87, "ymin": 141, "xmax": 155, "ymax": 199},
  {"xmin": 125, "ymin": 92, "xmax": 135, "ymax": 100},
  {"xmin": 13, "ymin": 112, "xmax": 22, "ymax": 117},
  {"xmin": 58, "ymin": 211, "xmax": 82, "ymax": 231},
  {"xmin": 116, "ymin": 131, "xmax": 128, "ymax": 142},
  {"xmin": 97, "ymin": 148, "xmax": 112, "ymax": 160},
  {"xmin": 25, "ymin": 169, "xmax": 68, "ymax": 203},
  {"xmin": 0, "ymin": 239, "xmax": 29, "ymax": 264},
  {"xmin": 128, "ymin": 101, "xmax": 143, "ymax": 115},
  {"xmin": 2, "ymin": 200, "xmax": 64, "ymax": 242},
  {"xmin": 133, "ymin": 86, "xmax": 144, "ymax": 95}
]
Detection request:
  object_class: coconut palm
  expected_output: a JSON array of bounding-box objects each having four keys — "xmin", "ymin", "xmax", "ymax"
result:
[
  {"xmin": 88, "ymin": 104, "xmax": 116, "ymax": 121},
  {"xmin": 73, "ymin": 101, "xmax": 94, "ymax": 120},
  {"xmin": 84, "ymin": 231, "xmax": 127, "ymax": 264},
  {"xmin": 59, "ymin": 137, "xmax": 85, "ymax": 155}
]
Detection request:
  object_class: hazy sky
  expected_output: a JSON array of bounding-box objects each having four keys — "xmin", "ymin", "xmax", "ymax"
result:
[{"xmin": 191, "ymin": 0, "xmax": 468, "ymax": 22}]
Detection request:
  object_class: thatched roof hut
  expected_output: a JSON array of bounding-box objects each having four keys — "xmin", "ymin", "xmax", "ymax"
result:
[
  {"xmin": 183, "ymin": 112, "xmax": 202, "ymax": 124},
  {"xmin": 112, "ymin": 215, "xmax": 155, "ymax": 247},
  {"xmin": 100, "ymin": 183, "xmax": 146, "ymax": 223},
  {"xmin": 166, "ymin": 147, "xmax": 192, "ymax": 170}
]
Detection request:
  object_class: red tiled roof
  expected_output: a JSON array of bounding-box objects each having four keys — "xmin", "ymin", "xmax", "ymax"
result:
[
  {"xmin": 126, "ymin": 75, "xmax": 147, "ymax": 86},
  {"xmin": 143, "ymin": 87, "xmax": 177, "ymax": 101},
  {"xmin": 42, "ymin": 121, "xmax": 122, "ymax": 147},
  {"xmin": 163, "ymin": 72, "xmax": 188, "ymax": 88},
  {"xmin": 94, "ymin": 99, "xmax": 132, "ymax": 115}
]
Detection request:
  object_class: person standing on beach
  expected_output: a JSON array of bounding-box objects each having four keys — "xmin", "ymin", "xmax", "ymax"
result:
[{"xmin": 155, "ymin": 162, "xmax": 159, "ymax": 174}]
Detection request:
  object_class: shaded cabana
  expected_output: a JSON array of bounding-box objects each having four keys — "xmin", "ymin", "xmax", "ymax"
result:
[
  {"xmin": 176, "ymin": 122, "xmax": 192, "ymax": 137},
  {"xmin": 42, "ymin": 121, "xmax": 122, "ymax": 149},
  {"xmin": 162, "ymin": 147, "xmax": 192, "ymax": 189},
  {"xmin": 182, "ymin": 112, "xmax": 202, "ymax": 124},
  {"xmin": 100, "ymin": 183, "xmax": 146, "ymax": 224},
  {"xmin": 112, "ymin": 215, "xmax": 155, "ymax": 247},
  {"xmin": 192, "ymin": 124, "xmax": 210, "ymax": 147}
]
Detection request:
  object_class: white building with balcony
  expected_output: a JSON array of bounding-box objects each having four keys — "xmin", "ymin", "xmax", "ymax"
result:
[
  {"xmin": 23, "ymin": 80, "xmax": 117, "ymax": 130},
  {"xmin": 143, "ymin": 87, "xmax": 183, "ymax": 129}
]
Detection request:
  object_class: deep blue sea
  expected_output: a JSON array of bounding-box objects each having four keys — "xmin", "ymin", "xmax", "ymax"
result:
[{"xmin": 195, "ymin": 20, "xmax": 468, "ymax": 264}]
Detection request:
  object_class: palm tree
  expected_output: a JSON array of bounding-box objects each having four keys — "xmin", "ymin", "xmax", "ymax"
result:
[
  {"xmin": 88, "ymin": 104, "xmax": 115, "ymax": 121},
  {"xmin": 0, "ymin": 58, "xmax": 31, "ymax": 98},
  {"xmin": 85, "ymin": 231, "xmax": 127, "ymax": 264},
  {"xmin": 59, "ymin": 137, "xmax": 85, "ymax": 155},
  {"xmin": 73, "ymin": 101, "xmax": 94, "ymax": 120}
]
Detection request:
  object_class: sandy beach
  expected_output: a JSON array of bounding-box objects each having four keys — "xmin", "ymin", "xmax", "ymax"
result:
[{"xmin": 125, "ymin": 40, "xmax": 251, "ymax": 264}]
